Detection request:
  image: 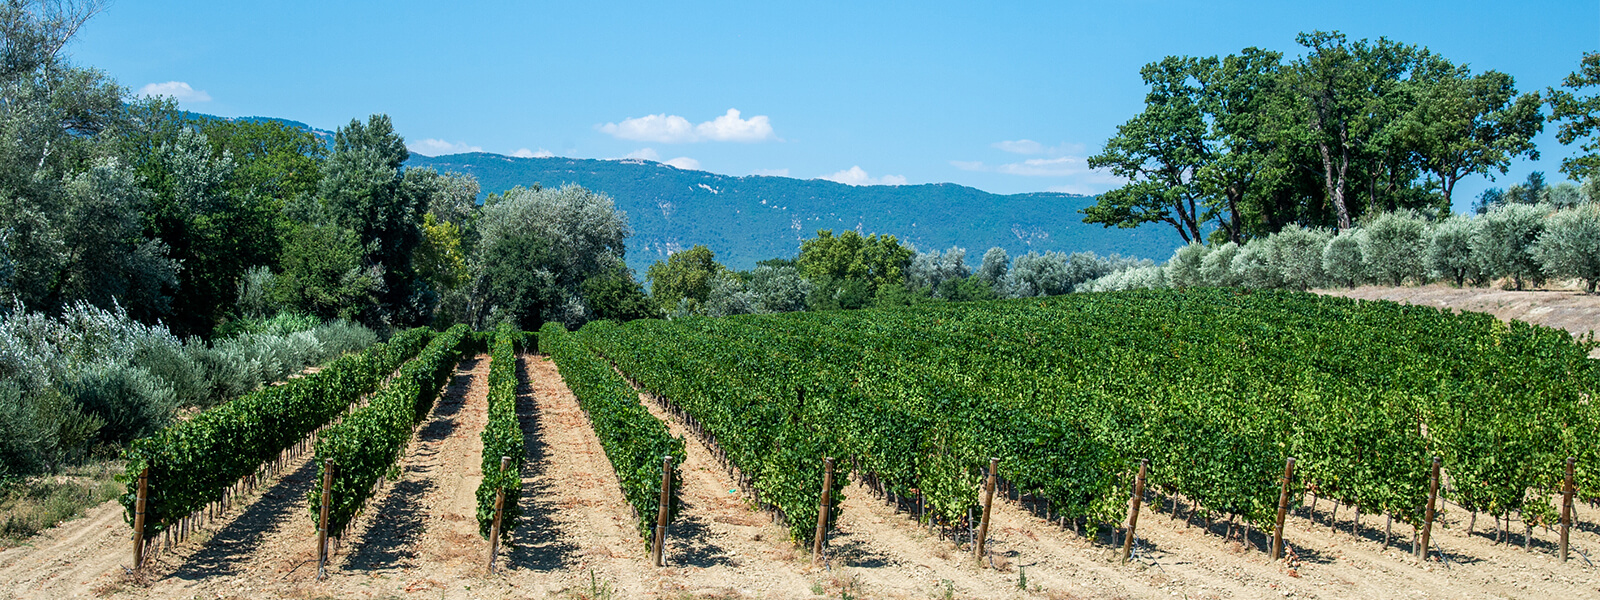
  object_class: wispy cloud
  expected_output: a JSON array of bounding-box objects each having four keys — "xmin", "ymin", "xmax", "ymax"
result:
[
  {"xmin": 137, "ymin": 81, "xmax": 211, "ymax": 103},
  {"xmin": 663, "ymin": 157, "xmax": 701, "ymax": 170},
  {"xmin": 955, "ymin": 156, "xmax": 1121, "ymax": 180},
  {"xmin": 955, "ymin": 141, "xmax": 1121, "ymax": 193},
  {"xmin": 511, "ymin": 147, "xmax": 554, "ymax": 158},
  {"xmin": 992, "ymin": 139, "xmax": 1045, "ymax": 155},
  {"xmin": 820, "ymin": 166, "xmax": 907, "ymax": 186},
  {"xmin": 617, "ymin": 147, "xmax": 699, "ymax": 170},
  {"xmin": 408, "ymin": 139, "xmax": 483, "ymax": 156},
  {"xmin": 598, "ymin": 109, "xmax": 776, "ymax": 143}
]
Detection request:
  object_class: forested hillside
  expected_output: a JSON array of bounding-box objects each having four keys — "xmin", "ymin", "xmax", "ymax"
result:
[{"xmin": 405, "ymin": 153, "xmax": 1181, "ymax": 273}]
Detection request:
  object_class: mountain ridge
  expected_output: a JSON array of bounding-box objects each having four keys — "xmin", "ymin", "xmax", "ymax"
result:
[{"xmin": 406, "ymin": 152, "xmax": 1180, "ymax": 274}]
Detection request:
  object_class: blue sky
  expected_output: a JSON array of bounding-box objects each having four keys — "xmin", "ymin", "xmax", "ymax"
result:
[{"xmin": 75, "ymin": 1, "xmax": 1596, "ymax": 210}]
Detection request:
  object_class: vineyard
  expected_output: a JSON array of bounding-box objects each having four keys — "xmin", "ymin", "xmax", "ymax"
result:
[
  {"xmin": 6, "ymin": 288, "xmax": 1596, "ymax": 599},
  {"xmin": 580, "ymin": 288, "xmax": 1600, "ymax": 551}
]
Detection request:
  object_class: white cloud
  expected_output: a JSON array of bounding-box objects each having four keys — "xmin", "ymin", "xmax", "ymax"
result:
[
  {"xmin": 750, "ymin": 168, "xmax": 790, "ymax": 177},
  {"xmin": 663, "ymin": 156, "xmax": 701, "ymax": 170},
  {"xmin": 598, "ymin": 108, "xmax": 776, "ymax": 143},
  {"xmin": 512, "ymin": 148, "xmax": 554, "ymax": 158},
  {"xmin": 600, "ymin": 114, "xmax": 696, "ymax": 143},
  {"xmin": 993, "ymin": 139, "xmax": 1044, "ymax": 155},
  {"xmin": 623, "ymin": 148, "xmax": 661, "ymax": 160},
  {"xmin": 137, "ymin": 81, "xmax": 211, "ymax": 103},
  {"xmin": 408, "ymin": 139, "xmax": 483, "ymax": 157},
  {"xmin": 950, "ymin": 156, "xmax": 1092, "ymax": 177},
  {"xmin": 999, "ymin": 156, "xmax": 1090, "ymax": 177},
  {"xmin": 954, "ymin": 143, "xmax": 1124, "ymax": 193},
  {"xmin": 616, "ymin": 147, "xmax": 698, "ymax": 169},
  {"xmin": 820, "ymin": 166, "xmax": 907, "ymax": 186},
  {"xmin": 695, "ymin": 109, "xmax": 774, "ymax": 142}
]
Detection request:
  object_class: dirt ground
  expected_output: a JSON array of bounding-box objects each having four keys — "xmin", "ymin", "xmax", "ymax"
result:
[
  {"xmin": 1318, "ymin": 284, "xmax": 1600, "ymax": 357},
  {"xmin": 1, "ymin": 290, "xmax": 1598, "ymax": 598}
]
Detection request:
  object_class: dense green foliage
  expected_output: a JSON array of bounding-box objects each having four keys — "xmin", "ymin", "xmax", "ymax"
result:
[
  {"xmin": 308, "ymin": 325, "xmax": 469, "ymax": 534},
  {"xmin": 475, "ymin": 324, "xmax": 523, "ymax": 540},
  {"xmin": 582, "ymin": 290, "xmax": 1599, "ymax": 538},
  {"xmin": 539, "ymin": 322, "xmax": 683, "ymax": 542},
  {"xmin": 1, "ymin": 301, "xmax": 377, "ymax": 480},
  {"xmin": 1088, "ymin": 31, "xmax": 1544, "ymax": 242},
  {"xmin": 117, "ymin": 327, "xmax": 430, "ymax": 533}
]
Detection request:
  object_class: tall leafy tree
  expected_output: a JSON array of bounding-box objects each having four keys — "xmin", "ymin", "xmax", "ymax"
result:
[
  {"xmin": 1548, "ymin": 53, "xmax": 1600, "ymax": 181},
  {"xmin": 647, "ymin": 245, "xmax": 722, "ymax": 313},
  {"xmin": 471, "ymin": 184, "xmax": 630, "ymax": 329},
  {"xmin": 1398, "ymin": 57, "xmax": 1542, "ymax": 209},
  {"xmin": 318, "ymin": 115, "xmax": 428, "ymax": 325},
  {"xmin": 1288, "ymin": 31, "xmax": 1421, "ymax": 229},
  {"xmin": 1084, "ymin": 56, "xmax": 1211, "ymax": 243}
]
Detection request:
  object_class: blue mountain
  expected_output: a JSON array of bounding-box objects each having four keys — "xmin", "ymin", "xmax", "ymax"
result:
[{"xmin": 405, "ymin": 153, "xmax": 1180, "ymax": 274}]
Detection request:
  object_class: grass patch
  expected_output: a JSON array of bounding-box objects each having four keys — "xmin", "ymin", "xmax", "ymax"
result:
[{"xmin": 0, "ymin": 459, "xmax": 125, "ymax": 547}]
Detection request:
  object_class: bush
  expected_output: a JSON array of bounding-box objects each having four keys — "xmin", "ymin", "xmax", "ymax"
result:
[
  {"xmin": 1199, "ymin": 242, "xmax": 1242, "ymax": 287},
  {"xmin": 1165, "ymin": 243, "xmax": 1209, "ymax": 288},
  {"xmin": 1232, "ymin": 238, "xmax": 1281, "ymax": 289},
  {"xmin": 1532, "ymin": 203, "xmax": 1600, "ymax": 292},
  {"xmin": 1428, "ymin": 215, "xmax": 1482, "ymax": 287},
  {"xmin": 747, "ymin": 265, "xmax": 811, "ymax": 313},
  {"xmin": 1359, "ymin": 211, "xmax": 1429, "ymax": 286},
  {"xmin": 1270, "ymin": 226, "xmax": 1333, "ymax": 290},
  {"xmin": 1473, "ymin": 203, "xmax": 1547, "ymax": 290},
  {"xmin": 66, "ymin": 364, "xmax": 177, "ymax": 447},
  {"xmin": 1322, "ymin": 229, "xmax": 1367, "ymax": 288},
  {"xmin": 704, "ymin": 273, "xmax": 756, "ymax": 317}
]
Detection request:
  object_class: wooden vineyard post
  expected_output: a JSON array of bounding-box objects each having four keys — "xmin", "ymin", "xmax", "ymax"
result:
[
  {"xmin": 652, "ymin": 455, "xmax": 672, "ymax": 567},
  {"xmin": 1562, "ymin": 457, "xmax": 1575, "ymax": 562},
  {"xmin": 975, "ymin": 457, "xmax": 998, "ymax": 563},
  {"xmin": 316, "ymin": 460, "xmax": 333, "ymax": 581},
  {"xmin": 1120, "ymin": 459, "xmax": 1148, "ymax": 564},
  {"xmin": 1272, "ymin": 457, "xmax": 1296, "ymax": 560},
  {"xmin": 813, "ymin": 457, "xmax": 835, "ymax": 560},
  {"xmin": 1417, "ymin": 456, "xmax": 1440, "ymax": 561},
  {"xmin": 488, "ymin": 456, "xmax": 510, "ymax": 574},
  {"xmin": 131, "ymin": 467, "xmax": 149, "ymax": 570}
]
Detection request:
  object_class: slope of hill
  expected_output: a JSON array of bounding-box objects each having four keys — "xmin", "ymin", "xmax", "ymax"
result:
[{"xmin": 406, "ymin": 153, "xmax": 1180, "ymax": 273}]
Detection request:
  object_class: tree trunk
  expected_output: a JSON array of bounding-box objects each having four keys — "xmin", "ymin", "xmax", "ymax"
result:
[{"xmin": 1317, "ymin": 142, "xmax": 1353, "ymax": 230}]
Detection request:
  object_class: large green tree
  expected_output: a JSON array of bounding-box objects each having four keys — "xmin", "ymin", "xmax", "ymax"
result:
[
  {"xmin": 1288, "ymin": 31, "xmax": 1422, "ymax": 229},
  {"xmin": 318, "ymin": 115, "xmax": 430, "ymax": 325},
  {"xmin": 1397, "ymin": 57, "xmax": 1542, "ymax": 209},
  {"xmin": 647, "ymin": 245, "xmax": 723, "ymax": 313},
  {"xmin": 470, "ymin": 184, "xmax": 630, "ymax": 329},
  {"xmin": 1084, "ymin": 56, "xmax": 1211, "ymax": 243},
  {"xmin": 1548, "ymin": 53, "xmax": 1600, "ymax": 181}
]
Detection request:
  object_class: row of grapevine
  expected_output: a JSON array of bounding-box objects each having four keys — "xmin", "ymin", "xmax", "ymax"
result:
[
  {"xmin": 119, "ymin": 327, "xmax": 433, "ymax": 533},
  {"xmin": 476, "ymin": 323, "xmax": 524, "ymax": 540},
  {"xmin": 579, "ymin": 289, "xmax": 1599, "ymax": 541},
  {"xmin": 578, "ymin": 320, "xmax": 851, "ymax": 540},
  {"xmin": 308, "ymin": 324, "xmax": 472, "ymax": 535},
  {"xmin": 538, "ymin": 322, "xmax": 686, "ymax": 542}
]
